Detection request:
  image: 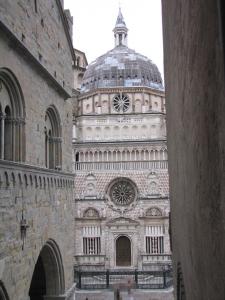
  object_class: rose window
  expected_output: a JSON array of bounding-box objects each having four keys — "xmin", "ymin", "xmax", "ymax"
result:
[
  {"xmin": 113, "ymin": 94, "xmax": 130, "ymax": 112},
  {"xmin": 109, "ymin": 179, "xmax": 136, "ymax": 206}
]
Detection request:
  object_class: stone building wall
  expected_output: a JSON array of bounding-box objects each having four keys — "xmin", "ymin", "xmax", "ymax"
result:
[
  {"xmin": 0, "ymin": 0, "xmax": 74, "ymax": 95},
  {"xmin": 0, "ymin": 38, "xmax": 73, "ymax": 171},
  {"xmin": 162, "ymin": 1, "xmax": 225, "ymax": 299},
  {"xmin": 0, "ymin": 162, "xmax": 75, "ymax": 300},
  {"xmin": 0, "ymin": 0, "xmax": 76, "ymax": 299}
]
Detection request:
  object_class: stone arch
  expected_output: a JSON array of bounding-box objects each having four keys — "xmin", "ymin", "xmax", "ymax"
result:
[
  {"xmin": 29, "ymin": 239, "xmax": 65, "ymax": 299},
  {"xmin": 0, "ymin": 68, "xmax": 26, "ymax": 162},
  {"xmin": 0, "ymin": 281, "xmax": 9, "ymax": 300},
  {"xmin": 146, "ymin": 207, "xmax": 163, "ymax": 217},
  {"xmin": 83, "ymin": 207, "xmax": 100, "ymax": 219},
  {"xmin": 45, "ymin": 105, "xmax": 62, "ymax": 169}
]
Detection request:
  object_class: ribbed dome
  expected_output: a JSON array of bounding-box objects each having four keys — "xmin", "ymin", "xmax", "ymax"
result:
[{"xmin": 80, "ymin": 45, "xmax": 163, "ymax": 93}]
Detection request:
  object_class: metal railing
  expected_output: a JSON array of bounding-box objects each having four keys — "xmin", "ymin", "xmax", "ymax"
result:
[
  {"xmin": 74, "ymin": 160, "xmax": 168, "ymax": 171},
  {"xmin": 74, "ymin": 268, "xmax": 173, "ymax": 290}
]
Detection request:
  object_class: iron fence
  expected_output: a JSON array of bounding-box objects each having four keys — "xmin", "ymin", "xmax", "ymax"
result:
[{"xmin": 74, "ymin": 268, "xmax": 173, "ymax": 290}]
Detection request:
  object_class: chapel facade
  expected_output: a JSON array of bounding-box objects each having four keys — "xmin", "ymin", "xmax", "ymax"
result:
[{"xmin": 73, "ymin": 9, "xmax": 171, "ymax": 271}]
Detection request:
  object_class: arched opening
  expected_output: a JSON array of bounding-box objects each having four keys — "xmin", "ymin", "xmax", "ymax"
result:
[
  {"xmin": 0, "ymin": 68, "xmax": 26, "ymax": 162},
  {"xmin": 116, "ymin": 235, "xmax": 131, "ymax": 267},
  {"xmin": 0, "ymin": 282, "xmax": 9, "ymax": 300},
  {"xmin": 29, "ymin": 240, "xmax": 65, "ymax": 300},
  {"xmin": 45, "ymin": 106, "xmax": 62, "ymax": 169}
]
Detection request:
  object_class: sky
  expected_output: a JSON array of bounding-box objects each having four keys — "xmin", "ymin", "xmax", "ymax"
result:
[{"xmin": 64, "ymin": 0, "xmax": 164, "ymax": 78}]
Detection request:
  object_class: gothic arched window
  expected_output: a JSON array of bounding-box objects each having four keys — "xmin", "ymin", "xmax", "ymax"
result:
[
  {"xmin": 0, "ymin": 68, "xmax": 26, "ymax": 162},
  {"xmin": 45, "ymin": 106, "xmax": 62, "ymax": 169}
]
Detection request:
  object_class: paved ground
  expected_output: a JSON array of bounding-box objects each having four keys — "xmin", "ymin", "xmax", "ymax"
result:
[{"xmin": 75, "ymin": 287, "xmax": 174, "ymax": 300}]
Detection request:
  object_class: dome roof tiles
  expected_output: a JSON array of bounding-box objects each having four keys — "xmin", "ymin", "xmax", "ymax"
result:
[{"xmin": 81, "ymin": 45, "xmax": 163, "ymax": 93}]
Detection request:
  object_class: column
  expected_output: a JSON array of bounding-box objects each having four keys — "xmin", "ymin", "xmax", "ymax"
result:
[
  {"xmin": 12, "ymin": 118, "xmax": 16, "ymax": 161},
  {"xmin": 97, "ymin": 151, "xmax": 100, "ymax": 162},
  {"xmin": 0, "ymin": 114, "xmax": 5, "ymax": 159}
]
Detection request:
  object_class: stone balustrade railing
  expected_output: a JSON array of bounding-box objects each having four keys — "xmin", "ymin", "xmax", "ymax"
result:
[
  {"xmin": 141, "ymin": 254, "xmax": 172, "ymax": 264},
  {"xmin": 74, "ymin": 160, "xmax": 168, "ymax": 171},
  {"xmin": 75, "ymin": 255, "xmax": 106, "ymax": 266}
]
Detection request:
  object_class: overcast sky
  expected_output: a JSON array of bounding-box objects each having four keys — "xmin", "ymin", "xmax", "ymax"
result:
[{"xmin": 64, "ymin": 0, "xmax": 164, "ymax": 78}]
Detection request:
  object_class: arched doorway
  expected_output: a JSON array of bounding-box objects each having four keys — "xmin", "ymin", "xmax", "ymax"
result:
[
  {"xmin": 116, "ymin": 235, "xmax": 131, "ymax": 266},
  {"xmin": 0, "ymin": 282, "xmax": 9, "ymax": 300},
  {"xmin": 29, "ymin": 240, "xmax": 65, "ymax": 300}
]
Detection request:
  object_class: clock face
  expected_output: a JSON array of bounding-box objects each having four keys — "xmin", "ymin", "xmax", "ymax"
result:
[
  {"xmin": 110, "ymin": 179, "xmax": 136, "ymax": 206},
  {"xmin": 113, "ymin": 94, "xmax": 130, "ymax": 112}
]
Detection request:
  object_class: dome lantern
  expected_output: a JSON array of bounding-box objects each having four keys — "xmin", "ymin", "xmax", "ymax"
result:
[{"xmin": 113, "ymin": 8, "xmax": 128, "ymax": 47}]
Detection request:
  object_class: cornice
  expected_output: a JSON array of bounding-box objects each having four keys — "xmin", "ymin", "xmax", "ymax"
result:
[
  {"xmin": 73, "ymin": 139, "xmax": 167, "ymax": 147},
  {"xmin": 78, "ymin": 86, "xmax": 165, "ymax": 100},
  {"xmin": 75, "ymin": 111, "xmax": 166, "ymax": 118}
]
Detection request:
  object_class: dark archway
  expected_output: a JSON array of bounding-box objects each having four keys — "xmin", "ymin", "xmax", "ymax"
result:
[
  {"xmin": 116, "ymin": 235, "xmax": 131, "ymax": 266},
  {"xmin": 0, "ymin": 282, "xmax": 9, "ymax": 300},
  {"xmin": 29, "ymin": 239, "xmax": 65, "ymax": 300}
]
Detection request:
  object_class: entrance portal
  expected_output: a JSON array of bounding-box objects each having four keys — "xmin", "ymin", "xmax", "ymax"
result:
[
  {"xmin": 116, "ymin": 236, "xmax": 131, "ymax": 266},
  {"xmin": 29, "ymin": 239, "xmax": 65, "ymax": 300}
]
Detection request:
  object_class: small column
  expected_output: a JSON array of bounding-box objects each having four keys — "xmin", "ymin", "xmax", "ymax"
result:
[
  {"xmin": 11, "ymin": 118, "xmax": 16, "ymax": 161},
  {"xmin": 97, "ymin": 151, "xmax": 100, "ymax": 162},
  {"xmin": 0, "ymin": 114, "xmax": 5, "ymax": 159}
]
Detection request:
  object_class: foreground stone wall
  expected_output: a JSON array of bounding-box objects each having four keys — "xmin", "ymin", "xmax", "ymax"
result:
[
  {"xmin": 162, "ymin": 0, "xmax": 225, "ymax": 299},
  {"xmin": 0, "ymin": 0, "xmax": 75, "ymax": 299},
  {"xmin": 0, "ymin": 161, "xmax": 75, "ymax": 300}
]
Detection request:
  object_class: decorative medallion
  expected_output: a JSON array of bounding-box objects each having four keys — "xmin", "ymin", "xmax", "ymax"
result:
[{"xmin": 113, "ymin": 94, "xmax": 130, "ymax": 112}]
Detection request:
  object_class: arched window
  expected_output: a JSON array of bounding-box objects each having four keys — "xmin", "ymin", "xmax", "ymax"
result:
[
  {"xmin": 45, "ymin": 106, "xmax": 62, "ymax": 170},
  {"xmin": 0, "ymin": 68, "xmax": 26, "ymax": 162}
]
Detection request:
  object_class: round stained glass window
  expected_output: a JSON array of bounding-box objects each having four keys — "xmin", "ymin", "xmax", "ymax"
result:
[
  {"xmin": 109, "ymin": 179, "xmax": 136, "ymax": 206},
  {"xmin": 113, "ymin": 94, "xmax": 130, "ymax": 112}
]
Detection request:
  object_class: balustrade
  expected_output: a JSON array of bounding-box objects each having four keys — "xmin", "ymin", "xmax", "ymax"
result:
[
  {"xmin": 141, "ymin": 254, "xmax": 172, "ymax": 263},
  {"xmin": 74, "ymin": 160, "xmax": 168, "ymax": 171},
  {"xmin": 75, "ymin": 255, "xmax": 106, "ymax": 266}
]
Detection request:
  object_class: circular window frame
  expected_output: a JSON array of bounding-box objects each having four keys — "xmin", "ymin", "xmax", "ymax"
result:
[
  {"xmin": 113, "ymin": 94, "xmax": 130, "ymax": 112},
  {"xmin": 107, "ymin": 178, "xmax": 137, "ymax": 207}
]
